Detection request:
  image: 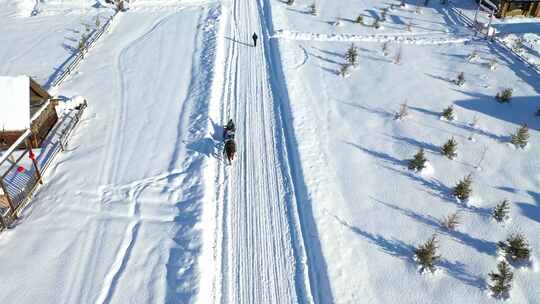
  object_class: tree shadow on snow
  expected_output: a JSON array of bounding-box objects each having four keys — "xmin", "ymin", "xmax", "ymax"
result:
[
  {"xmin": 344, "ymin": 141, "xmax": 408, "ymax": 168},
  {"xmin": 340, "ymin": 101, "xmax": 394, "ymax": 119},
  {"xmin": 331, "ymin": 213, "xmax": 415, "ymax": 263},
  {"xmin": 455, "ymin": 91, "xmax": 540, "ymax": 132},
  {"xmin": 386, "ymin": 134, "xmax": 440, "ymax": 154},
  {"xmin": 516, "ymin": 191, "xmax": 540, "ymax": 223},
  {"xmin": 372, "ymin": 198, "xmax": 498, "ymax": 256}
]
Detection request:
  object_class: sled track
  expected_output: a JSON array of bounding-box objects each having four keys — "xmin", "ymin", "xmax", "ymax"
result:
[{"xmin": 213, "ymin": 0, "xmax": 315, "ymax": 303}]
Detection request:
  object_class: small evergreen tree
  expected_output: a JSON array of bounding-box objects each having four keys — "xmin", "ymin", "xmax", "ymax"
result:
[
  {"xmin": 414, "ymin": 234, "xmax": 440, "ymax": 273},
  {"xmin": 498, "ymin": 233, "xmax": 531, "ymax": 263},
  {"xmin": 441, "ymin": 105, "xmax": 455, "ymax": 121},
  {"xmin": 441, "ymin": 212, "xmax": 459, "ymax": 230},
  {"xmin": 493, "ymin": 199, "xmax": 510, "ymax": 223},
  {"xmin": 510, "ymin": 124, "xmax": 529, "ymax": 149},
  {"xmin": 95, "ymin": 15, "xmax": 101, "ymax": 28},
  {"xmin": 496, "ymin": 88, "xmax": 513, "ymax": 103},
  {"xmin": 355, "ymin": 15, "xmax": 364, "ymax": 24},
  {"xmin": 394, "ymin": 101, "xmax": 409, "ymax": 120},
  {"xmin": 454, "ymin": 174, "xmax": 472, "ymax": 201},
  {"xmin": 286, "ymin": 0, "xmax": 294, "ymax": 5},
  {"xmin": 455, "ymin": 72, "xmax": 465, "ymax": 86},
  {"xmin": 408, "ymin": 148, "xmax": 427, "ymax": 171},
  {"xmin": 489, "ymin": 260, "xmax": 513, "ymax": 299},
  {"xmin": 345, "ymin": 43, "xmax": 359, "ymax": 66},
  {"xmin": 441, "ymin": 137, "xmax": 458, "ymax": 159},
  {"xmin": 309, "ymin": 3, "xmax": 318, "ymax": 15},
  {"xmin": 380, "ymin": 8, "xmax": 387, "ymax": 21}
]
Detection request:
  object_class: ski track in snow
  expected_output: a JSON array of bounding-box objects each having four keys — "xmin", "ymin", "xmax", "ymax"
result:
[{"xmin": 212, "ymin": 0, "xmax": 314, "ymax": 303}]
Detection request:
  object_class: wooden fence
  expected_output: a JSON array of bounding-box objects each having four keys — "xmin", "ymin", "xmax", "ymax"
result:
[
  {"xmin": 0, "ymin": 100, "xmax": 87, "ymax": 231},
  {"xmin": 49, "ymin": 10, "xmax": 119, "ymax": 88}
]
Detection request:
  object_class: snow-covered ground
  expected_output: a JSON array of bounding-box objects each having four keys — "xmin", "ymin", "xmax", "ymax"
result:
[
  {"xmin": 1, "ymin": 0, "xmax": 540, "ymax": 303},
  {"xmin": 0, "ymin": 1, "xmax": 220, "ymax": 303},
  {"xmin": 269, "ymin": 0, "xmax": 540, "ymax": 303}
]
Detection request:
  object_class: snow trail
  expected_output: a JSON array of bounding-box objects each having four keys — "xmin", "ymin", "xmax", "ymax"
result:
[{"xmin": 213, "ymin": 0, "xmax": 314, "ymax": 303}]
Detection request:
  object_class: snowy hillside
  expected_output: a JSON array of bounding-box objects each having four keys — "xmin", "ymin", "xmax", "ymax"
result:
[{"xmin": 0, "ymin": 0, "xmax": 539, "ymax": 303}]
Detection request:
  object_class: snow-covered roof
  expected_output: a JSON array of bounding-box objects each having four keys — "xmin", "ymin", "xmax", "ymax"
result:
[{"xmin": 0, "ymin": 75, "xmax": 30, "ymax": 132}]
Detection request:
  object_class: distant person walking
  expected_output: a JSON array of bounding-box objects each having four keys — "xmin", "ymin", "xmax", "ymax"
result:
[{"xmin": 252, "ymin": 32, "xmax": 258, "ymax": 47}]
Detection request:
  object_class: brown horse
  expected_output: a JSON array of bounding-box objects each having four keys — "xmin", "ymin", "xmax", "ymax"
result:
[{"xmin": 224, "ymin": 139, "xmax": 236, "ymax": 164}]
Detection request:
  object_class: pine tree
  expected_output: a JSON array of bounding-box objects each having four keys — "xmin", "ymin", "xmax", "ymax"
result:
[
  {"xmin": 489, "ymin": 261, "xmax": 513, "ymax": 298},
  {"xmin": 441, "ymin": 137, "xmax": 458, "ymax": 159},
  {"xmin": 414, "ymin": 234, "xmax": 440, "ymax": 273},
  {"xmin": 498, "ymin": 233, "xmax": 531, "ymax": 263},
  {"xmin": 496, "ymin": 88, "xmax": 513, "ymax": 103},
  {"xmin": 408, "ymin": 148, "xmax": 427, "ymax": 171},
  {"xmin": 455, "ymin": 72, "xmax": 465, "ymax": 86},
  {"xmin": 441, "ymin": 212, "xmax": 459, "ymax": 230},
  {"xmin": 345, "ymin": 44, "xmax": 359, "ymax": 67},
  {"xmin": 454, "ymin": 174, "xmax": 472, "ymax": 201},
  {"xmin": 510, "ymin": 124, "xmax": 529, "ymax": 149},
  {"xmin": 95, "ymin": 15, "xmax": 101, "ymax": 28},
  {"xmin": 355, "ymin": 15, "xmax": 364, "ymax": 24},
  {"xmin": 286, "ymin": 0, "xmax": 294, "ymax": 5},
  {"xmin": 493, "ymin": 199, "xmax": 510, "ymax": 223},
  {"xmin": 441, "ymin": 105, "xmax": 455, "ymax": 121}
]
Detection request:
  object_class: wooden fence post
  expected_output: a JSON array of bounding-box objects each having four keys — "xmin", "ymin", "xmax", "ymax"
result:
[{"xmin": 26, "ymin": 138, "xmax": 43, "ymax": 185}]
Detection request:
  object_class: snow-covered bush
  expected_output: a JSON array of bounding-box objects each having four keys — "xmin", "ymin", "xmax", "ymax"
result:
[
  {"xmin": 414, "ymin": 234, "xmax": 440, "ymax": 274},
  {"xmin": 441, "ymin": 137, "xmax": 458, "ymax": 159},
  {"xmin": 408, "ymin": 148, "xmax": 427, "ymax": 171},
  {"xmin": 498, "ymin": 233, "xmax": 531, "ymax": 263},
  {"xmin": 454, "ymin": 174, "xmax": 472, "ymax": 201},
  {"xmin": 394, "ymin": 101, "xmax": 409, "ymax": 120},
  {"xmin": 488, "ymin": 58, "xmax": 498, "ymax": 71},
  {"xmin": 355, "ymin": 15, "xmax": 364, "ymax": 24},
  {"xmin": 496, "ymin": 88, "xmax": 513, "ymax": 103},
  {"xmin": 467, "ymin": 51, "xmax": 479, "ymax": 62},
  {"xmin": 394, "ymin": 47, "xmax": 402, "ymax": 64},
  {"xmin": 493, "ymin": 199, "xmax": 510, "ymax": 223},
  {"xmin": 406, "ymin": 21, "xmax": 413, "ymax": 32},
  {"xmin": 382, "ymin": 41, "xmax": 390, "ymax": 56},
  {"xmin": 441, "ymin": 105, "xmax": 455, "ymax": 121},
  {"xmin": 510, "ymin": 124, "xmax": 529, "ymax": 149},
  {"xmin": 489, "ymin": 261, "xmax": 513, "ymax": 299},
  {"xmin": 441, "ymin": 212, "xmax": 459, "ymax": 230}
]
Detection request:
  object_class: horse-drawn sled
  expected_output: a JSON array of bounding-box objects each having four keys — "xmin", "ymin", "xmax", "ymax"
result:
[{"xmin": 223, "ymin": 119, "xmax": 236, "ymax": 164}]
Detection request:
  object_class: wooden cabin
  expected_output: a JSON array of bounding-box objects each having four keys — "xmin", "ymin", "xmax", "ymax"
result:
[
  {"xmin": 0, "ymin": 76, "xmax": 58, "ymax": 150},
  {"xmin": 491, "ymin": 0, "xmax": 540, "ymax": 18}
]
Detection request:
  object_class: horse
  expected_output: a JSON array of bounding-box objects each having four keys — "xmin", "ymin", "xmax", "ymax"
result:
[{"xmin": 224, "ymin": 139, "xmax": 236, "ymax": 164}]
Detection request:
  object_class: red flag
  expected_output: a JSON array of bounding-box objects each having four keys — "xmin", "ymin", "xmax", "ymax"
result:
[
  {"xmin": 29, "ymin": 149, "xmax": 35, "ymax": 160},
  {"xmin": 17, "ymin": 166, "xmax": 25, "ymax": 173}
]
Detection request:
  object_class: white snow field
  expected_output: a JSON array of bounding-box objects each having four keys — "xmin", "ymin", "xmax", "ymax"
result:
[
  {"xmin": 1, "ymin": 0, "xmax": 540, "ymax": 303},
  {"xmin": 0, "ymin": 0, "xmax": 222, "ymax": 303},
  {"xmin": 268, "ymin": 0, "xmax": 540, "ymax": 303}
]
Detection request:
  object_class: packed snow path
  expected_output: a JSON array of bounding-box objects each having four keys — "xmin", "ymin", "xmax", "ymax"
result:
[{"xmin": 213, "ymin": 0, "xmax": 313, "ymax": 303}]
